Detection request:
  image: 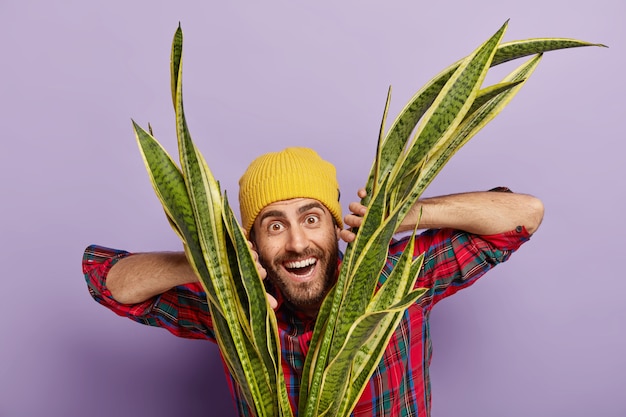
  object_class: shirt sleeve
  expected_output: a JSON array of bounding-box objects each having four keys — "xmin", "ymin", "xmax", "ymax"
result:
[
  {"xmin": 388, "ymin": 226, "xmax": 530, "ymax": 308},
  {"xmin": 82, "ymin": 244, "xmax": 215, "ymax": 341}
]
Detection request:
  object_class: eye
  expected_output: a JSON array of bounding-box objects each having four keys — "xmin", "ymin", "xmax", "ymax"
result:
[
  {"xmin": 268, "ymin": 222, "xmax": 284, "ymax": 233},
  {"xmin": 304, "ymin": 215, "xmax": 319, "ymax": 225}
]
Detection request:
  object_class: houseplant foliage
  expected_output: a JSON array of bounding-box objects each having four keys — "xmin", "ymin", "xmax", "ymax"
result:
[{"xmin": 132, "ymin": 21, "xmax": 602, "ymax": 417}]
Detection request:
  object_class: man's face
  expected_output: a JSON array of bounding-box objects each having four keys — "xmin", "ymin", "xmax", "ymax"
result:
[{"xmin": 251, "ymin": 198, "xmax": 339, "ymax": 316}]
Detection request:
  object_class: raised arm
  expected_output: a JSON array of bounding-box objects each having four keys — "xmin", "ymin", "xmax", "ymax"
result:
[
  {"xmin": 397, "ymin": 190, "xmax": 544, "ymax": 235},
  {"xmin": 340, "ymin": 188, "xmax": 544, "ymax": 242},
  {"xmin": 106, "ymin": 251, "xmax": 198, "ymax": 304},
  {"xmin": 106, "ymin": 244, "xmax": 275, "ymax": 307}
]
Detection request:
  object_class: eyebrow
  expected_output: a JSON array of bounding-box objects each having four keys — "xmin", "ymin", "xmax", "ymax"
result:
[
  {"xmin": 298, "ymin": 201, "xmax": 326, "ymax": 214},
  {"xmin": 258, "ymin": 201, "xmax": 326, "ymax": 224}
]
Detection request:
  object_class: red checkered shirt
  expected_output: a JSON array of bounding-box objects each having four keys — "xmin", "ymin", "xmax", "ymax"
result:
[{"xmin": 83, "ymin": 226, "xmax": 529, "ymax": 416}]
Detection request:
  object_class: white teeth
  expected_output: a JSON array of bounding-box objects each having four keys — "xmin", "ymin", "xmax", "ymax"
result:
[{"xmin": 285, "ymin": 258, "xmax": 317, "ymax": 269}]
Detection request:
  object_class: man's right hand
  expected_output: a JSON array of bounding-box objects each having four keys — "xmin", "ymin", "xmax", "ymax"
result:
[{"xmin": 340, "ymin": 188, "xmax": 368, "ymax": 243}]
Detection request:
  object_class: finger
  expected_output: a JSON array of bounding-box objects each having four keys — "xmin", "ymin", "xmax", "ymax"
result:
[
  {"xmin": 257, "ymin": 263, "xmax": 267, "ymax": 280},
  {"xmin": 357, "ymin": 188, "xmax": 367, "ymax": 199},
  {"xmin": 247, "ymin": 240, "xmax": 267, "ymax": 279},
  {"xmin": 348, "ymin": 202, "xmax": 367, "ymax": 216},
  {"xmin": 266, "ymin": 293, "xmax": 278, "ymax": 310},
  {"xmin": 338, "ymin": 228, "xmax": 357, "ymax": 243},
  {"xmin": 344, "ymin": 214, "xmax": 364, "ymax": 229},
  {"xmin": 249, "ymin": 243, "xmax": 260, "ymax": 264}
]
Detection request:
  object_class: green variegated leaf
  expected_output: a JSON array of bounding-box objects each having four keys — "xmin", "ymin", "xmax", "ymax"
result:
[
  {"xmin": 416, "ymin": 54, "xmax": 543, "ymax": 194},
  {"xmin": 176, "ymin": 81, "xmax": 233, "ymax": 318},
  {"xmin": 372, "ymin": 86, "xmax": 392, "ymax": 196},
  {"xmin": 390, "ymin": 22, "xmax": 507, "ymax": 198},
  {"xmin": 317, "ymin": 288, "xmax": 426, "ymax": 416},
  {"xmin": 337, "ymin": 235, "xmax": 425, "ymax": 413},
  {"xmin": 169, "ymin": 28, "xmax": 291, "ymax": 417},
  {"xmin": 363, "ymin": 73, "xmax": 450, "ymax": 206},
  {"xmin": 316, "ymin": 311, "xmax": 393, "ymax": 415},
  {"xmin": 304, "ymin": 172, "xmax": 417, "ymax": 417},
  {"xmin": 170, "ymin": 25, "xmax": 183, "ymax": 108},
  {"xmin": 222, "ymin": 194, "xmax": 290, "ymax": 413},
  {"xmin": 305, "ymin": 24, "xmax": 605, "ymax": 417},
  {"xmin": 181, "ymin": 108, "xmax": 276, "ymax": 417},
  {"xmin": 338, "ymin": 289, "xmax": 428, "ymax": 416},
  {"xmin": 380, "ymin": 24, "xmax": 508, "ymax": 234},
  {"xmin": 222, "ymin": 195, "xmax": 271, "ymax": 348},
  {"xmin": 210, "ymin": 302, "xmax": 258, "ymax": 410},
  {"xmin": 333, "ymin": 177, "xmax": 394, "ymax": 312},
  {"xmin": 302, "ymin": 178, "xmax": 397, "ymax": 415},
  {"xmin": 369, "ymin": 248, "xmax": 424, "ymax": 312},
  {"xmin": 363, "ymin": 36, "xmax": 603, "ymax": 206},
  {"xmin": 299, "ymin": 176, "xmax": 393, "ymax": 414},
  {"xmin": 329, "ymin": 209, "xmax": 400, "ymax": 357},
  {"xmin": 466, "ymin": 80, "xmax": 524, "ymax": 117},
  {"xmin": 298, "ymin": 284, "xmax": 336, "ymax": 405},
  {"xmin": 133, "ymin": 121, "xmax": 191, "ymax": 242},
  {"xmin": 341, "ymin": 173, "xmax": 391, "ymax": 274},
  {"xmin": 222, "ymin": 225, "xmax": 253, "ymax": 336},
  {"xmin": 132, "ymin": 121, "xmax": 223, "ymax": 302},
  {"xmin": 493, "ymin": 38, "xmax": 605, "ymax": 65},
  {"xmin": 134, "ymin": 115, "xmax": 261, "ymax": 411}
]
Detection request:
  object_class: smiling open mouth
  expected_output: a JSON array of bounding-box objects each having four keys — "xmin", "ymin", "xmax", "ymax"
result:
[{"xmin": 284, "ymin": 257, "xmax": 317, "ymax": 277}]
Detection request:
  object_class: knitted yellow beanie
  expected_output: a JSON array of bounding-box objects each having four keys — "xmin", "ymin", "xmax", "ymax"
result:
[{"xmin": 238, "ymin": 147, "xmax": 342, "ymax": 233}]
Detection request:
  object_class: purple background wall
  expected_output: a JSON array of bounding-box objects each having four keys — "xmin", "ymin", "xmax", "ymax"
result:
[{"xmin": 1, "ymin": 1, "xmax": 624, "ymax": 416}]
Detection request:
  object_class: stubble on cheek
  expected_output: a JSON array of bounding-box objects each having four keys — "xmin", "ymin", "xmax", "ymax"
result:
[{"xmin": 261, "ymin": 248, "xmax": 338, "ymax": 308}]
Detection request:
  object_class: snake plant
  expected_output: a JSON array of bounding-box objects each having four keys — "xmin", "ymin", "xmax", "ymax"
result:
[{"xmin": 132, "ymin": 21, "xmax": 602, "ymax": 417}]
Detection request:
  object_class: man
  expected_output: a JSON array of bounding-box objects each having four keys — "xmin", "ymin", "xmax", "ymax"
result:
[{"xmin": 83, "ymin": 147, "xmax": 543, "ymax": 416}]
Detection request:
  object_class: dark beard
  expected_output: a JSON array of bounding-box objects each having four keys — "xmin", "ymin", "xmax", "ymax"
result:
[{"xmin": 261, "ymin": 245, "xmax": 339, "ymax": 311}]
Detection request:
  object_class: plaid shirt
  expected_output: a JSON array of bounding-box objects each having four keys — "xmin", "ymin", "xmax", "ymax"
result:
[{"xmin": 83, "ymin": 226, "xmax": 529, "ymax": 416}]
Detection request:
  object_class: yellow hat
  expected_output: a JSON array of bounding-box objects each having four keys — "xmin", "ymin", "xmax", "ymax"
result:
[{"xmin": 238, "ymin": 147, "xmax": 342, "ymax": 233}]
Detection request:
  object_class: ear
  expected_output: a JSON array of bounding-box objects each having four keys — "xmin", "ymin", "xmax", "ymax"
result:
[
  {"xmin": 245, "ymin": 227, "xmax": 258, "ymax": 250},
  {"xmin": 335, "ymin": 225, "xmax": 342, "ymax": 241}
]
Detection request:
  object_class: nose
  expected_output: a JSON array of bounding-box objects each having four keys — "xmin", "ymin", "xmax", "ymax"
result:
[{"xmin": 284, "ymin": 225, "xmax": 310, "ymax": 253}]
